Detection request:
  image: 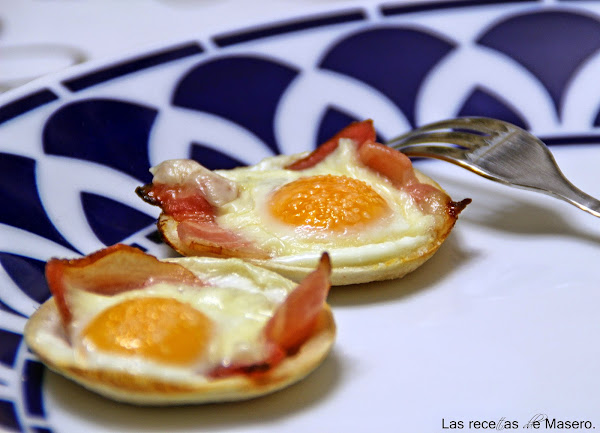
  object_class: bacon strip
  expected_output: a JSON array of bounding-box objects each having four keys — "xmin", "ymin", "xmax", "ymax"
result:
[
  {"xmin": 286, "ymin": 120, "xmax": 376, "ymax": 170},
  {"xmin": 283, "ymin": 119, "xmax": 417, "ymax": 192},
  {"xmin": 357, "ymin": 140, "xmax": 471, "ymax": 215},
  {"xmin": 46, "ymin": 244, "xmax": 205, "ymax": 328},
  {"xmin": 210, "ymin": 252, "xmax": 332, "ymax": 378},
  {"xmin": 176, "ymin": 220, "xmax": 268, "ymax": 259},
  {"xmin": 286, "ymin": 120, "xmax": 469, "ymax": 217},
  {"xmin": 357, "ymin": 140, "xmax": 416, "ymax": 187},
  {"xmin": 137, "ymin": 176, "xmax": 266, "ymax": 258},
  {"xmin": 136, "ymin": 183, "xmax": 215, "ymax": 223},
  {"xmin": 150, "ymin": 159, "xmax": 238, "ymax": 207},
  {"xmin": 265, "ymin": 252, "xmax": 331, "ymax": 352}
]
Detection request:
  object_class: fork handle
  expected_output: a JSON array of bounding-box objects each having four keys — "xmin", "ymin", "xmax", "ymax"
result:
[{"xmin": 546, "ymin": 176, "xmax": 600, "ymax": 218}]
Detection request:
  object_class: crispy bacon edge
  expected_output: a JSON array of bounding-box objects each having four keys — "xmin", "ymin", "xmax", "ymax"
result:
[
  {"xmin": 209, "ymin": 252, "xmax": 332, "ymax": 378},
  {"xmin": 286, "ymin": 120, "xmax": 471, "ymax": 216},
  {"xmin": 285, "ymin": 119, "xmax": 377, "ymax": 170},
  {"xmin": 136, "ymin": 120, "xmax": 469, "ymax": 259},
  {"xmin": 136, "ymin": 178, "xmax": 269, "ymax": 259},
  {"xmin": 46, "ymin": 244, "xmax": 205, "ymax": 329}
]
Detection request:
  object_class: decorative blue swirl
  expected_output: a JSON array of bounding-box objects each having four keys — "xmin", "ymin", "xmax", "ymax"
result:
[
  {"xmin": 319, "ymin": 27, "xmax": 456, "ymax": 127},
  {"xmin": 42, "ymin": 99, "xmax": 158, "ymax": 182},
  {"xmin": 0, "ymin": 254, "xmax": 49, "ymax": 304},
  {"xmin": 172, "ymin": 56, "xmax": 299, "ymax": 155},
  {"xmin": 80, "ymin": 193, "xmax": 155, "ymax": 246},
  {"xmin": 0, "ymin": 153, "xmax": 76, "ymax": 252},
  {"xmin": 458, "ymin": 87, "xmax": 529, "ymax": 130},
  {"xmin": 477, "ymin": 10, "xmax": 600, "ymax": 118}
]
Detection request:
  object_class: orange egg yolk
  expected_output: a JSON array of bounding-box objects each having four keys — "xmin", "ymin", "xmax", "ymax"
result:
[
  {"xmin": 269, "ymin": 174, "xmax": 389, "ymax": 231},
  {"xmin": 82, "ymin": 297, "xmax": 212, "ymax": 366}
]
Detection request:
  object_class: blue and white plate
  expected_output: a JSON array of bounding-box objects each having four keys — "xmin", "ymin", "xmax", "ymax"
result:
[{"xmin": 2, "ymin": 1, "xmax": 600, "ymax": 431}]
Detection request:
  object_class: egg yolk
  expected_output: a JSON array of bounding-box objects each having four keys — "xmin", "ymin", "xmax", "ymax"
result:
[
  {"xmin": 269, "ymin": 174, "xmax": 389, "ymax": 231},
  {"xmin": 82, "ymin": 297, "xmax": 212, "ymax": 366}
]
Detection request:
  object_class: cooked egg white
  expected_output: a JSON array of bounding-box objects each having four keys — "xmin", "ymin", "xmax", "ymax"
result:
[
  {"xmin": 28, "ymin": 257, "xmax": 296, "ymax": 384},
  {"xmin": 214, "ymin": 139, "xmax": 440, "ymax": 268}
]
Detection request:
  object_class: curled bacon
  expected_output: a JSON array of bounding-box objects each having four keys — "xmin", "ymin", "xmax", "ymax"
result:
[
  {"xmin": 285, "ymin": 120, "xmax": 470, "ymax": 216},
  {"xmin": 46, "ymin": 244, "xmax": 205, "ymax": 328},
  {"xmin": 46, "ymin": 245, "xmax": 332, "ymax": 379},
  {"xmin": 210, "ymin": 253, "xmax": 332, "ymax": 378},
  {"xmin": 176, "ymin": 220, "xmax": 268, "ymax": 259},
  {"xmin": 136, "ymin": 183, "xmax": 215, "ymax": 223},
  {"xmin": 265, "ymin": 252, "xmax": 331, "ymax": 352},
  {"xmin": 136, "ymin": 172, "xmax": 267, "ymax": 258},
  {"xmin": 286, "ymin": 120, "xmax": 376, "ymax": 170}
]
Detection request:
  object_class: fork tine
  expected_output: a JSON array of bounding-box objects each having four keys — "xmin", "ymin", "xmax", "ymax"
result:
[
  {"xmin": 394, "ymin": 143, "xmax": 468, "ymax": 163},
  {"xmin": 410, "ymin": 117, "xmax": 512, "ymax": 135},
  {"xmin": 388, "ymin": 131, "xmax": 489, "ymax": 150},
  {"xmin": 391, "ymin": 117, "xmax": 600, "ymax": 218}
]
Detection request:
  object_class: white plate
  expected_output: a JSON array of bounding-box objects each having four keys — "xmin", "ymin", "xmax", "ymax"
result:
[{"xmin": 2, "ymin": 1, "xmax": 600, "ymax": 431}]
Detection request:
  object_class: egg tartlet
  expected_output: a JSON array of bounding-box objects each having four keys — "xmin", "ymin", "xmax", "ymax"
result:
[
  {"xmin": 24, "ymin": 244, "xmax": 335, "ymax": 405},
  {"xmin": 137, "ymin": 120, "xmax": 470, "ymax": 285}
]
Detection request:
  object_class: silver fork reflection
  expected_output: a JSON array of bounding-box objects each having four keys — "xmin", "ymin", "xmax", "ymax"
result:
[{"xmin": 388, "ymin": 117, "xmax": 600, "ymax": 218}]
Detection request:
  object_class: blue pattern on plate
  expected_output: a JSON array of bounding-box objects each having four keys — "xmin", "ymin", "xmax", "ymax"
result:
[
  {"xmin": 0, "ymin": 153, "xmax": 76, "ymax": 252},
  {"xmin": 81, "ymin": 193, "xmax": 156, "ymax": 246},
  {"xmin": 380, "ymin": 0, "xmax": 537, "ymax": 15},
  {"xmin": 0, "ymin": 254, "xmax": 49, "ymax": 304},
  {"xmin": 43, "ymin": 99, "xmax": 158, "ymax": 182},
  {"xmin": 316, "ymin": 108, "xmax": 387, "ymax": 144},
  {"xmin": 457, "ymin": 87, "xmax": 529, "ymax": 130},
  {"xmin": 0, "ymin": 400, "xmax": 21, "ymax": 432},
  {"xmin": 477, "ymin": 10, "xmax": 600, "ymax": 116},
  {"xmin": 2, "ymin": 2, "xmax": 600, "ymax": 431},
  {"xmin": 173, "ymin": 56, "xmax": 299, "ymax": 155},
  {"xmin": 22, "ymin": 361, "xmax": 45, "ymax": 418},
  {"xmin": 63, "ymin": 43, "xmax": 204, "ymax": 92},
  {"xmin": 0, "ymin": 89, "xmax": 58, "ymax": 126},
  {"xmin": 320, "ymin": 27, "xmax": 456, "ymax": 127},
  {"xmin": 0, "ymin": 300, "xmax": 26, "ymax": 318},
  {"xmin": 0, "ymin": 329, "xmax": 22, "ymax": 367},
  {"xmin": 190, "ymin": 143, "xmax": 246, "ymax": 170},
  {"xmin": 213, "ymin": 10, "xmax": 367, "ymax": 46},
  {"xmin": 317, "ymin": 108, "xmax": 362, "ymax": 144}
]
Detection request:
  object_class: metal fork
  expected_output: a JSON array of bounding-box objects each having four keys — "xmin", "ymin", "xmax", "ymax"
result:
[{"xmin": 387, "ymin": 117, "xmax": 600, "ymax": 218}]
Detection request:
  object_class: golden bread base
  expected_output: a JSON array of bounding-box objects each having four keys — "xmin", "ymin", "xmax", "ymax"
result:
[{"xmin": 25, "ymin": 299, "xmax": 335, "ymax": 405}]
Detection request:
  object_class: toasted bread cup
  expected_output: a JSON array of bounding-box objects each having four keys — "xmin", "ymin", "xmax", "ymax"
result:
[
  {"xmin": 137, "ymin": 120, "xmax": 470, "ymax": 286},
  {"xmin": 25, "ymin": 247, "xmax": 335, "ymax": 405},
  {"xmin": 154, "ymin": 169, "xmax": 466, "ymax": 286}
]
